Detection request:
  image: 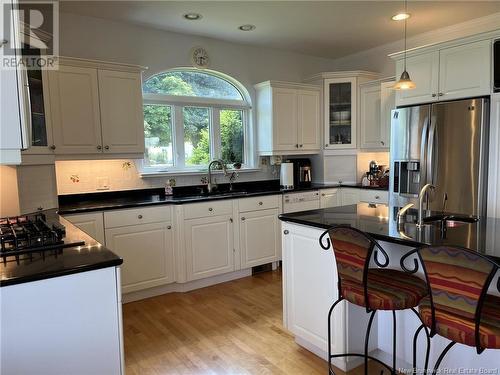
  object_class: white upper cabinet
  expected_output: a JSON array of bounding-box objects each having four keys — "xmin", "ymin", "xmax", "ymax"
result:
[
  {"xmin": 98, "ymin": 70, "xmax": 145, "ymax": 154},
  {"xmin": 394, "ymin": 38, "xmax": 493, "ymax": 106},
  {"xmin": 438, "ymin": 40, "xmax": 491, "ymax": 101},
  {"xmin": 360, "ymin": 79, "xmax": 395, "ymax": 150},
  {"xmin": 395, "ymin": 51, "xmax": 440, "ymax": 106},
  {"xmin": 49, "ymin": 66, "xmax": 102, "ymax": 154},
  {"xmin": 297, "ymin": 89, "xmax": 321, "ymax": 150},
  {"xmin": 273, "ymin": 87, "xmax": 299, "ymax": 151},
  {"xmin": 255, "ymin": 81, "xmax": 321, "ymax": 155},
  {"xmin": 48, "ymin": 58, "xmax": 146, "ymax": 156}
]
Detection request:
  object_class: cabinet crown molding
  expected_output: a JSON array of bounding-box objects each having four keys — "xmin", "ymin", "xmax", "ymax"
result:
[
  {"xmin": 388, "ymin": 29, "xmax": 500, "ymax": 61},
  {"xmin": 254, "ymin": 80, "xmax": 320, "ymax": 91},
  {"xmin": 303, "ymin": 70, "xmax": 379, "ymax": 83},
  {"xmin": 55, "ymin": 56, "xmax": 148, "ymax": 72}
]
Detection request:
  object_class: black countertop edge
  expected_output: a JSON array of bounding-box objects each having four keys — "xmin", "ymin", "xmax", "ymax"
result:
[
  {"xmin": 0, "ymin": 258, "xmax": 123, "ymax": 287},
  {"xmin": 57, "ymin": 181, "xmax": 388, "ymax": 215},
  {"xmin": 278, "ymin": 206, "xmax": 500, "ymax": 264},
  {"xmin": 1, "ymin": 210, "xmax": 123, "ymax": 287}
]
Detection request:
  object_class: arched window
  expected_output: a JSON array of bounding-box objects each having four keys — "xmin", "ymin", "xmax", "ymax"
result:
[{"xmin": 142, "ymin": 69, "xmax": 251, "ymax": 171}]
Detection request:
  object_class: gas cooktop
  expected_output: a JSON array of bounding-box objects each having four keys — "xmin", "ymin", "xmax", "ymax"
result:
[{"xmin": 0, "ymin": 213, "xmax": 85, "ymax": 259}]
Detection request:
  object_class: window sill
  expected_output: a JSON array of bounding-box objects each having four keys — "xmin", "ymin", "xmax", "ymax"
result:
[{"xmin": 140, "ymin": 167, "xmax": 262, "ymax": 178}]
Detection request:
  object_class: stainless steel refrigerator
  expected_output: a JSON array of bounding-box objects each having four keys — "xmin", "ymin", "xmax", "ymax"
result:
[{"xmin": 389, "ymin": 98, "xmax": 490, "ymax": 217}]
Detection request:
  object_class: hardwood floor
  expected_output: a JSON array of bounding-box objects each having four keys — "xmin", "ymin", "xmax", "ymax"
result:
[{"xmin": 123, "ymin": 270, "xmax": 386, "ymax": 375}]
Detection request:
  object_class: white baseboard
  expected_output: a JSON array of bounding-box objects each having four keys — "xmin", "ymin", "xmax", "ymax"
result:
[{"xmin": 122, "ymin": 268, "xmax": 253, "ymax": 303}]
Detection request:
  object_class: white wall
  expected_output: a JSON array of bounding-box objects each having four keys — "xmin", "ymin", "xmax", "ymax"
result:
[
  {"xmin": 55, "ymin": 12, "xmax": 341, "ymax": 193},
  {"xmin": 59, "ymin": 12, "xmax": 338, "ymax": 98}
]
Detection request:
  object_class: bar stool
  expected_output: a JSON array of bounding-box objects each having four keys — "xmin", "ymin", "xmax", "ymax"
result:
[
  {"xmin": 401, "ymin": 246, "xmax": 500, "ymax": 373},
  {"xmin": 319, "ymin": 225, "xmax": 430, "ymax": 375}
]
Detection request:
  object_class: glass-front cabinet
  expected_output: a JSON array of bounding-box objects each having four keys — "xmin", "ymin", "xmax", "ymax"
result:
[
  {"xmin": 21, "ymin": 45, "xmax": 54, "ymax": 155},
  {"xmin": 324, "ymin": 77, "xmax": 357, "ymax": 149}
]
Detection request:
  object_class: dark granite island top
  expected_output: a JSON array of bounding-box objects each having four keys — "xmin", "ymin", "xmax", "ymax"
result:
[
  {"xmin": 0, "ymin": 209, "xmax": 123, "ymax": 287},
  {"xmin": 279, "ymin": 203, "xmax": 500, "ymax": 263}
]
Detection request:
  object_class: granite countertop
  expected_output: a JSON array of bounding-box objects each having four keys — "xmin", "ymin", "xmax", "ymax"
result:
[
  {"xmin": 0, "ymin": 209, "xmax": 123, "ymax": 287},
  {"xmin": 58, "ymin": 180, "xmax": 388, "ymax": 215},
  {"xmin": 279, "ymin": 203, "xmax": 500, "ymax": 262}
]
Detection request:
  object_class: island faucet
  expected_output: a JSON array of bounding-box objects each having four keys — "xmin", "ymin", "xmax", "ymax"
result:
[
  {"xmin": 417, "ymin": 183, "xmax": 435, "ymax": 227},
  {"xmin": 207, "ymin": 159, "xmax": 228, "ymax": 193}
]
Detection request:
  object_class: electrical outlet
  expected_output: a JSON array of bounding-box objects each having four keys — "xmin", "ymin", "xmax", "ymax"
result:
[
  {"xmin": 96, "ymin": 177, "xmax": 110, "ymax": 190},
  {"xmin": 270, "ymin": 155, "xmax": 282, "ymax": 166},
  {"xmin": 261, "ymin": 157, "xmax": 268, "ymax": 166}
]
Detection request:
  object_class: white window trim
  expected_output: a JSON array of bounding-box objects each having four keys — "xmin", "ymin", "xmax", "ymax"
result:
[{"xmin": 141, "ymin": 69, "xmax": 254, "ymax": 175}]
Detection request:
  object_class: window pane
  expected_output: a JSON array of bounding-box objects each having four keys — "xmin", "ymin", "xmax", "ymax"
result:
[
  {"xmin": 143, "ymin": 71, "xmax": 243, "ymax": 100},
  {"xmin": 220, "ymin": 109, "xmax": 244, "ymax": 164},
  {"xmin": 184, "ymin": 107, "xmax": 210, "ymax": 166},
  {"xmin": 144, "ymin": 104, "xmax": 173, "ymax": 167}
]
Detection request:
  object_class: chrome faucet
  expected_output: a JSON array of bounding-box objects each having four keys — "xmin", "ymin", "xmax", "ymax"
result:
[
  {"xmin": 207, "ymin": 159, "xmax": 228, "ymax": 193},
  {"xmin": 417, "ymin": 184, "xmax": 435, "ymax": 227},
  {"xmin": 397, "ymin": 203, "xmax": 414, "ymax": 226}
]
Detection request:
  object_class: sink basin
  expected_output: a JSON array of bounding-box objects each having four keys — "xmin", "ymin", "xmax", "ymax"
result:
[{"xmin": 422, "ymin": 214, "xmax": 479, "ymax": 228}]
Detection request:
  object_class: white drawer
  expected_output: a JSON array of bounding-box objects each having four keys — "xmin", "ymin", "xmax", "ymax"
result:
[
  {"xmin": 183, "ymin": 200, "xmax": 233, "ymax": 219},
  {"xmin": 238, "ymin": 194, "xmax": 280, "ymax": 212},
  {"xmin": 104, "ymin": 205, "xmax": 171, "ymax": 228},
  {"xmin": 359, "ymin": 190, "xmax": 388, "ymax": 204}
]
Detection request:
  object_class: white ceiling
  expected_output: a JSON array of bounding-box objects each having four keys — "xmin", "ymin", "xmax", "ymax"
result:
[{"xmin": 60, "ymin": 1, "xmax": 500, "ymax": 59}]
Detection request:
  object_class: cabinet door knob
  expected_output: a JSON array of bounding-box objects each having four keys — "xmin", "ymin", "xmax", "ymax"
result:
[
  {"xmin": 50, "ymin": 145, "xmax": 56, "ymax": 150},
  {"xmin": 167, "ymin": 225, "xmax": 172, "ymax": 229},
  {"xmin": 208, "ymin": 207, "xmax": 213, "ymax": 211},
  {"xmin": 283, "ymin": 230, "xmax": 289, "ymax": 235},
  {"xmin": 137, "ymin": 214, "xmax": 143, "ymax": 219},
  {"xmin": 432, "ymin": 94, "xmax": 437, "ymax": 98},
  {"xmin": 375, "ymin": 195, "xmax": 380, "ymax": 199},
  {"xmin": 37, "ymin": 206, "xmax": 43, "ymax": 211},
  {"xmin": 258, "ymin": 201, "xmax": 263, "ymax": 206},
  {"xmin": 295, "ymin": 144, "xmax": 299, "ymax": 148},
  {"xmin": 0, "ymin": 39, "xmax": 7, "ymax": 47},
  {"xmin": 321, "ymin": 193, "xmax": 325, "ymax": 197},
  {"xmin": 229, "ymin": 218, "xmax": 233, "ymax": 223},
  {"xmin": 325, "ymin": 144, "xmax": 328, "ymax": 147},
  {"xmin": 438, "ymin": 93, "xmax": 444, "ymax": 97},
  {"xmin": 97, "ymin": 145, "xmax": 102, "ymax": 150},
  {"xmin": 241, "ymin": 217, "xmax": 246, "ymax": 221},
  {"xmin": 380, "ymin": 141, "xmax": 385, "ymax": 146},
  {"xmin": 104, "ymin": 145, "xmax": 110, "ymax": 150}
]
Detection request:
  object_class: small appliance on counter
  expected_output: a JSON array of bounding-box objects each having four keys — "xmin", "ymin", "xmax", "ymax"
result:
[
  {"xmin": 280, "ymin": 162, "xmax": 294, "ymax": 190},
  {"xmin": 364, "ymin": 160, "xmax": 387, "ymax": 187},
  {"xmin": 293, "ymin": 158, "xmax": 312, "ymax": 188}
]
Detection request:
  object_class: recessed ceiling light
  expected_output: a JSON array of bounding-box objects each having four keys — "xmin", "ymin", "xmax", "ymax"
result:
[
  {"xmin": 238, "ymin": 24, "xmax": 256, "ymax": 32},
  {"xmin": 183, "ymin": 13, "xmax": 202, "ymax": 21},
  {"xmin": 391, "ymin": 13, "xmax": 411, "ymax": 21}
]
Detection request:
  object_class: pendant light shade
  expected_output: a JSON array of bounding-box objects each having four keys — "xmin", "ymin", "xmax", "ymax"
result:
[
  {"xmin": 392, "ymin": 0, "xmax": 416, "ymax": 90},
  {"xmin": 393, "ymin": 70, "xmax": 416, "ymax": 90}
]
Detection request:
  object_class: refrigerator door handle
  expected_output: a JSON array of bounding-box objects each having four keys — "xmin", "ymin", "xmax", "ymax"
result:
[
  {"xmin": 420, "ymin": 117, "xmax": 429, "ymax": 184},
  {"xmin": 427, "ymin": 117, "xmax": 437, "ymax": 185}
]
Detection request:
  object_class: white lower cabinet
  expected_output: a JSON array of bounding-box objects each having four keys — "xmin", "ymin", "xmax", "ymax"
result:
[
  {"xmin": 105, "ymin": 221, "xmax": 175, "ymax": 293},
  {"xmin": 184, "ymin": 214, "xmax": 235, "ymax": 281},
  {"xmin": 358, "ymin": 189, "xmax": 388, "ymax": 205},
  {"xmin": 64, "ymin": 211, "xmax": 105, "ymax": 244},
  {"xmin": 320, "ymin": 188, "xmax": 340, "ymax": 208},
  {"xmin": 239, "ymin": 208, "xmax": 280, "ymax": 269},
  {"xmin": 340, "ymin": 188, "xmax": 360, "ymax": 206}
]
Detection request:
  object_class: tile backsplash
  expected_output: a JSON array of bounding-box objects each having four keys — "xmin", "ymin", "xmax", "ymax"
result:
[{"xmin": 55, "ymin": 159, "xmax": 277, "ymax": 195}]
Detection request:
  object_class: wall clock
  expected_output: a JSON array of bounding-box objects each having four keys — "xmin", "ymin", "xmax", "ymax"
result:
[{"xmin": 191, "ymin": 46, "xmax": 210, "ymax": 68}]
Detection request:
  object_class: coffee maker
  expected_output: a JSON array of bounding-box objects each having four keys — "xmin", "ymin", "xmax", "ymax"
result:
[{"xmin": 293, "ymin": 158, "xmax": 312, "ymax": 188}]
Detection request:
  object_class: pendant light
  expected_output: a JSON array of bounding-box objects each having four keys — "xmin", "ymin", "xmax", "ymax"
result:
[{"xmin": 393, "ymin": 0, "xmax": 416, "ymax": 90}]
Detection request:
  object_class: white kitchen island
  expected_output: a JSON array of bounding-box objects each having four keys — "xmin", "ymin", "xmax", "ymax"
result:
[{"xmin": 280, "ymin": 204, "xmax": 500, "ymax": 373}]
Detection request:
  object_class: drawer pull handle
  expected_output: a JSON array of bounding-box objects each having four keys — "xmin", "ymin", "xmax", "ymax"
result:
[
  {"xmin": 283, "ymin": 230, "xmax": 289, "ymax": 235},
  {"xmin": 50, "ymin": 144, "xmax": 56, "ymax": 150},
  {"xmin": 241, "ymin": 217, "xmax": 246, "ymax": 221},
  {"xmin": 258, "ymin": 201, "xmax": 263, "ymax": 206},
  {"xmin": 97, "ymin": 145, "xmax": 102, "ymax": 150},
  {"xmin": 208, "ymin": 207, "xmax": 213, "ymax": 212},
  {"xmin": 167, "ymin": 225, "xmax": 172, "ymax": 229},
  {"xmin": 229, "ymin": 218, "xmax": 233, "ymax": 223},
  {"xmin": 375, "ymin": 196, "xmax": 380, "ymax": 199},
  {"xmin": 321, "ymin": 193, "xmax": 325, "ymax": 197},
  {"xmin": 138, "ymin": 215, "xmax": 143, "ymax": 219}
]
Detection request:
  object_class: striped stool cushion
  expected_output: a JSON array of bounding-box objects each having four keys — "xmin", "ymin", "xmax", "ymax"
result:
[
  {"xmin": 419, "ymin": 295, "xmax": 500, "ymax": 349},
  {"xmin": 341, "ymin": 269, "xmax": 428, "ymax": 310}
]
